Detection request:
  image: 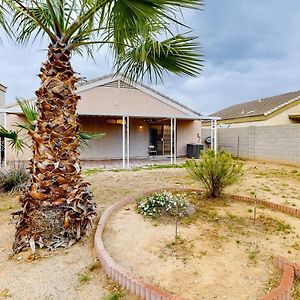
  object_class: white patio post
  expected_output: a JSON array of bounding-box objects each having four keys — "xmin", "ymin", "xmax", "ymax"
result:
[
  {"xmin": 126, "ymin": 116, "xmax": 130, "ymax": 168},
  {"xmin": 214, "ymin": 119, "xmax": 217, "ymax": 154},
  {"xmin": 122, "ymin": 116, "xmax": 125, "ymax": 169},
  {"xmin": 4, "ymin": 112, "xmax": 6, "ymax": 167},
  {"xmin": 210, "ymin": 119, "xmax": 214, "ymax": 152},
  {"xmin": 174, "ymin": 118, "xmax": 177, "ymax": 164},
  {"xmin": 170, "ymin": 118, "xmax": 173, "ymax": 164}
]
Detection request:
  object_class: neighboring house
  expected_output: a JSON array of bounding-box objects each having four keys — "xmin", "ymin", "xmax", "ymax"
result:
[
  {"xmin": 210, "ymin": 91, "xmax": 300, "ymax": 127},
  {"xmin": 0, "ymin": 75, "xmax": 207, "ymax": 167}
]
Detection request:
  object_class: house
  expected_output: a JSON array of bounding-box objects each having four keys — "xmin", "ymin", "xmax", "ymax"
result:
[
  {"xmin": 211, "ymin": 90, "xmax": 300, "ymax": 127},
  {"xmin": 0, "ymin": 75, "xmax": 215, "ymax": 167}
]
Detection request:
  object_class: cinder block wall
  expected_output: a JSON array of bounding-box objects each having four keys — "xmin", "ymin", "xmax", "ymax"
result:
[{"xmin": 202, "ymin": 124, "xmax": 300, "ymax": 165}]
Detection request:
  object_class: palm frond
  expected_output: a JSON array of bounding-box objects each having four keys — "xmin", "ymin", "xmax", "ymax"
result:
[
  {"xmin": 79, "ymin": 131, "xmax": 105, "ymax": 148},
  {"xmin": 0, "ymin": 1, "xmax": 12, "ymax": 40},
  {"xmin": 0, "ymin": 125, "xmax": 27, "ymax": 153},
  {"xmin": 115, "ymin": 33, "xmax": 204, "ymax": 82},
  {"xmin": 2, "ymin": 0, "xmax": 203, "ymax": 82},
  {"xmin": 4, "ymin": 0, "xmax": 56, "ymax": 44},
  {"xmin": 16, "ymin": 98, "xmax": 37, "ymax": 130},
  {"xmin": 14, "ymin": 122, "xmax": 32, "ymax": 131}
]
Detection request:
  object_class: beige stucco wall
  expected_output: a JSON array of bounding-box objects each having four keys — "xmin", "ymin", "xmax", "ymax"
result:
[
  {"xmin": 77, "ymin": 86, "xmax": 191, "ymax": 118},
  {"xmin": 177, "ymin": 120, "xmax": 202, "ymax": 156},
  {"xmin": 79, "ymin": 116, "xmax": 150, "ymax": 160}
]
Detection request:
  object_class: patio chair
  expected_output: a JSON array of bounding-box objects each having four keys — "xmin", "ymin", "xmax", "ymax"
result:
[{"xmin": 148, "ymin": 145, "xmax": 157, "ymax": 156}]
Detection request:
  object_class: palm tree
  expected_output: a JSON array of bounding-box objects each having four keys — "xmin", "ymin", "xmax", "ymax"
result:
[{"xmin": 0, "ymin": 0, "xmax": 203, "ymax": 253}]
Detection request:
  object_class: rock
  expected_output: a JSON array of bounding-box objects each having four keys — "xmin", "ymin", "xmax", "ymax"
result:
[{"xmin": 185, "ymin": 203, "xmax": 196, "ymax": 216}]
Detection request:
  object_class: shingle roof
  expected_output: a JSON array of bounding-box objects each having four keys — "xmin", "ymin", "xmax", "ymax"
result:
[{"xmin": 212, "ymin": 90, "xmax": 300, "ymax": 120}]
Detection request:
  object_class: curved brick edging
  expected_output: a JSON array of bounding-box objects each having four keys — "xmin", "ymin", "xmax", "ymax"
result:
[
  {"xmin": 94, "ymin": 188, "xmax": 300, "ymax": 300},
  {"xmin": 260, "ymin": 256, "xmax": 300, "ymax": 300},
  {"xmin": 94, "ymin": 189, "xmax": 188, "ymax": 300}
]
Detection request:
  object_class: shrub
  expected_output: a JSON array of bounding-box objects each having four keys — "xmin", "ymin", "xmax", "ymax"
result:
[
  {"xmin": 137, "ymin": 191, "xmax": 188, "ymax": 218},
  {"xmin": 105, "ymin": 292, "xmax": 122, "ymax": 300},
  {"xmin": 0, "ymin": 166, "xmax": 30, "ymax": 193},
  {"xmin": 186, "ymin": 149, "xmax": 243, "ymax": 198}
]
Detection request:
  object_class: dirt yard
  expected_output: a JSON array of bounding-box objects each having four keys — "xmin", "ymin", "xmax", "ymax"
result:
[
  {"xmin": 0, "ymin": 159, "xmax": 299, "ymax": 299},
  {"xmin": 104, "ymin": 198, "xmax": 300, "ymax": 299}
]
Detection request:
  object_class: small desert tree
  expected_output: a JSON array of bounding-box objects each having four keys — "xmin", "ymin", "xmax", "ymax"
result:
[{"xmin": 187, "ymin": 150, "xmax": 243, "ymax": 198}]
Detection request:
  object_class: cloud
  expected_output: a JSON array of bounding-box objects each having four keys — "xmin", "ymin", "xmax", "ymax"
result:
[{"xmin": 1, "ymin": 0, "xmax": 300, "ymax": 116}]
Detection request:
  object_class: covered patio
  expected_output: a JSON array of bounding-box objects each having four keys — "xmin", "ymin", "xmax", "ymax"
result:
[{"xmin": 80, "ymin": 114, "xmax": 219, "ymax": 169}]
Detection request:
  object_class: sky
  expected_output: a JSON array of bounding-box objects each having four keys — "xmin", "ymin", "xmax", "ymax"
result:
[{"xmin": 0, "ymin": 0, "xmax": 300, "ymax": 115}]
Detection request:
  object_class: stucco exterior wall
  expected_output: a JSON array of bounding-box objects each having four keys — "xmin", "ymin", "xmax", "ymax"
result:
[
  {"xmin": 202, "ymin": 124, "xmax": 300, "ymax": 166},
  {"xmin": 177, "ymin": 120, "xmax": 202, "ymax": 156},
  {"xmin": 79, "ymin": 116, "xmax": 150, "ymax": 160},
  {"xmin": 77, "ymin": 86, "xmax": 191, "ymax": 118}
]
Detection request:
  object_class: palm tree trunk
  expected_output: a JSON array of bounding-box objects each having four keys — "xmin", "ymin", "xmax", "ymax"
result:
[{"xmin": 13, "ymin": 42, "xmax": 96, "ymax": 253}]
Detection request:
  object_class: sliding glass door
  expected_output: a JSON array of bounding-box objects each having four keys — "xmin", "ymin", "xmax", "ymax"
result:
[{"xmin": 149, "ymin": 124, "xmax": 174, "ymax": 155}]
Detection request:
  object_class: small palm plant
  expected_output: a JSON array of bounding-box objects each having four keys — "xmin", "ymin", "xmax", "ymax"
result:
[
  {"xmin": 0, "ymin": 0, "xmax": 203, "ymax": 252},
  {"xmin": 0, "ymin": 125, "xmax": 27, "ymax": 154}
]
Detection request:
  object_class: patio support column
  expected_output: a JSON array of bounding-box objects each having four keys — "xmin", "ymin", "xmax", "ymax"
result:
[
  {"xmin": 210, "ymin": 119, "xmax": 214, "ymax": 152},
  {"xmin": 3, "ymin": 112, "xmax": 6, "ymax": 167},
  {"xmin": 170, "ymin": 118, "xmax": 173, "ymax": 164},
  {"xmin": 122, "ymin": 116, "xmax": 125, "ymax": 169},
  {"xmin": 213, "ymin": 119, "xmax": 217, "ymax": 154},
  {"xmin": 126, "ymin": 116, "xmax": 130, "ymax": 168},
  {"xmin": 174, "ymin": 118, "xmax": 177, "ymax": 164}
]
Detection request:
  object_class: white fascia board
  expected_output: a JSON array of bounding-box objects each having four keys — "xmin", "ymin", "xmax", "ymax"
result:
[
  {"xmin": 78, "ymin": 111, "xmax": 201, "ymax": 120},
  {"xmin": 3, "ymin": 108, "xmax": 217, "ymax": 121}
]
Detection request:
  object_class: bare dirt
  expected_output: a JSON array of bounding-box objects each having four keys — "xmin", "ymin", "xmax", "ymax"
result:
[
  {"xmin": 104, "ymin": 199, "xmax": 300, "ymax": 299},
  {"xmin": 0, "ymin": 159, "xmax": 299, "ymax": 299}
]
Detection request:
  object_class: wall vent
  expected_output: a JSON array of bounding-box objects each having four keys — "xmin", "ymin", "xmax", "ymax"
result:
[{"xmin": 102, "ymin": 80, "xmax": 135, "ymax": 89}]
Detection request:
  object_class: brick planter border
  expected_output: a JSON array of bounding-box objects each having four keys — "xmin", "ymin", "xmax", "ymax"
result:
[
  {"xmin": 259, "ymin": 256, "xmax": 300, "ymax": 300},
  {"xmin": 94, "ymin": 188, "xmax": 300, "ymax": 300}
]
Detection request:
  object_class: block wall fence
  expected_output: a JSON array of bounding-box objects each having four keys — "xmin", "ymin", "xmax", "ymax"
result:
[{"xmin": 202, "ymin": 124, "xmax": 300, "ymax": 165}]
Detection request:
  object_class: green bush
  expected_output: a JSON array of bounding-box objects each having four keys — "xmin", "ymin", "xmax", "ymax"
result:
[
  {"xmin": 137, "ymin": 191, "xmax": 188, "ymax": 218},
  {"xmin": 186, "ymin": 149, "xmax": 243, "ymax": 198},
  {"xmin": 105, "ymin": 292, "xmax": 122, "ymax": 300},
  {"xmin": 0, "ymin": 166, "xmax": 30, "ymax": 193}
]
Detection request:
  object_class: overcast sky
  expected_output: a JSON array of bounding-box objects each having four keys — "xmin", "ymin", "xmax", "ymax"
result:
[{"xmin": 0, "ymin": 0, "xmax": 300, "ymax": 115}]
